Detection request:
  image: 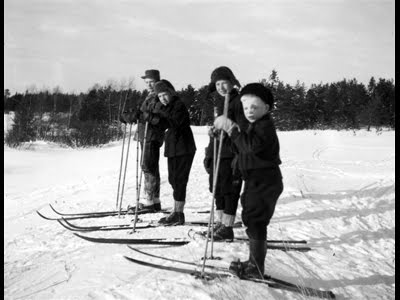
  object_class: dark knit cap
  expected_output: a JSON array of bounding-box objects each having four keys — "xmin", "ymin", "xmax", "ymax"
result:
[
  {"xmin": 208, "ymin": 66, "xmax": 240, "ymax": 93},
  {"xmin": 240, "ymin": 83, "xmax": 274, "ymax": 109},
  {"xmin": 154, "ymin": 79, "xmax": 175, "ymax": 95},
  {"xmin": 141, "ymin": 69, "xmax": 160, "ymax": 81}
]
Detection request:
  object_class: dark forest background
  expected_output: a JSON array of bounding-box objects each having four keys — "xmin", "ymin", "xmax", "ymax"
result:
[{"xmin": 4, "ymin": 70, "xmax": 395, "ymax": 147}]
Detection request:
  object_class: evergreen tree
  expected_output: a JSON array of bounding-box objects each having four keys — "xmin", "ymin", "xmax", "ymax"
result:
[
  {"xmin": 5, "ymin": 94, "xmax": 37, "ymax": 146},
  {"xmin": 78, "ymin": 88, "xmax": 108, "ymax": 122}
]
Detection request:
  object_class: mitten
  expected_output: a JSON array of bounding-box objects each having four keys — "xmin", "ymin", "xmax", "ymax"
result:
[
  {"xmin": 122, "ymin": 108, "xmax": 139, "ymax": 124},
  {"xmin": 213, "ymin": 116, "xmax": 239, "ymax": 136},
  {"xmin": 119, "ymin": 114, "xmax": 127, "ymax": 124},
  {"xmin": 152, "ymin": 101, "xmax": 164, "ymax": 114},
  {"xmin": 208, "ymin": 126, "xmax": 220, "ymax": 138},
  {"xmin": 152, "ymin": 101, "xmax": 168, "ymax": 118}
]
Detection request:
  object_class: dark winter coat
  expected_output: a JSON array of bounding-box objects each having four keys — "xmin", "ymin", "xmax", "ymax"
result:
[
  {"xmin": 155, "ymin": 96, "xmax": 197, "ymax": 158},
  {"xmin": 204, "ymin": 89, "xmax": 247, "ymax": 159},
  {"xmin": 230, "ymin": 114, "xmax": 282, "ymax": 180},
  {"xmin": 137, "ymin": 93, "xmax": 165, "ymax": 145}
]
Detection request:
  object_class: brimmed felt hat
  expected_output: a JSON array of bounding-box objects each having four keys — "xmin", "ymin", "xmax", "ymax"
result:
[
  {"xmin": 208, "ymin": 66, "xmax": 240, "ymax": 93},
  {"xmin": 154, "ymin": 79, "xmax": 175, "ymax": 95},
  {"xmin": 240, "ymin": 83, "xmax": 274, "ymax": 109},
  {"xmin": 141, "ymin": 69, "xmax": 160, "ymax": 81}
]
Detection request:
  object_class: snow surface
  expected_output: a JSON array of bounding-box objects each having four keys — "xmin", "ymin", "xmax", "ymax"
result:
[{"xmin": 4, "ymin": 125, "xmax": 395, "ymax": 300}]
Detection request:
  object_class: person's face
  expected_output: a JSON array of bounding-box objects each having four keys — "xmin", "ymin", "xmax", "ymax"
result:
[
  {"xmin": 144, "ymin": 78, "xmax": 157, "ymax": 92},
  {"xmin": 241, "ymin": 95, "xmax": 269, "ymax": 123},
  {"xmin": 215, "ymin": 80, "xmax": 233, "ymax": 97},
  {"xmin": 158, "ymin": 92, "xmax": 172, "ymax": 106}
]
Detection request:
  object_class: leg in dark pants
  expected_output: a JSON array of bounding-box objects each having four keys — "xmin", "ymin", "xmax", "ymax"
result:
[
  {"xmin": 241, "ymin": 178, "xmax": 283, "ymax": 240},
  {"xmin": 168, "ymin": 154, "xmax": 195, "ymax": 205},
  {"xmin": 159, "ymin": 154, "xmax": 195, "ymax": 226},
  {"xmin": 208, "ymin": 158, "xmax": 241, "ymax": 213},
  {"xmin": 231, "ymin": 172, "xmax": 283, "ymax": 278}
]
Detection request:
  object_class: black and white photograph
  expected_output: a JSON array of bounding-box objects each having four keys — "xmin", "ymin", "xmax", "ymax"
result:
[{"xmin": 4, "ymin": 0, "xmax": 395, "ymax": 299}]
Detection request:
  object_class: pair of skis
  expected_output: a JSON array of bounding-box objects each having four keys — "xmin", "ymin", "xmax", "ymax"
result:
[
  {"xmin": 57, "ymin": 216, "xmax": 225, "ymax": 232},
  {"xmin": 124, "ymin": 246, "xmax": 336, "ymax": 299},
  {"xmin": 38, "ymin": 204, "xmax": 187, "ymax": 246},
  {"xmin": 187, "ymin": 229, "xmax": 312, "ymax": 252},
  {"xmin": 38, "ymin": 204, "xmax": 311, "ymax": 251},
  {"xmin": 36, "ymin": 203, "xmax": 167, "ymax": 221}
]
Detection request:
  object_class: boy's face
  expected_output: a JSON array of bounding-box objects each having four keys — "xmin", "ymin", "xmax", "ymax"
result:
[
  {"xmin": 144, "ymin": 78, "xmax": 157, "ymax": 92},
  {"xmin": 241, "ymin": 94, "xmax": 269, "ymax": 123},
  {"xmin": 215, "ymin": 80, "xmax": 233, "ymax": 97},
  {"xmin": 158, "ymin": 92, "xmax": 172, "ymax": 106}
]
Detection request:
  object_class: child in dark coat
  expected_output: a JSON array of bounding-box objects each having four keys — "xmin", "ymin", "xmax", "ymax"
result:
[
  {"xmin": 213, "ymin": 83, "xmax": 283, "ymax": 279},
  {"xmin": 202, "ymin": 66, "xmax": 248, "ymax": 241},
  {"xmin": 148, "ymin": 80, "xmax": 197, "ymax": 225}
]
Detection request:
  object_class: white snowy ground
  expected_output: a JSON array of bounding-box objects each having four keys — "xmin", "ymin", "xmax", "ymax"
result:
[{"xmin": 4, "ymin": 121, "xmax": 395, "ymax": 300}]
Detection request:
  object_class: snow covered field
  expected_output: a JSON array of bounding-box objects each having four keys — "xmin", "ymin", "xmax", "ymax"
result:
[{"xmin": 4, "ymin": 125, "xmax": 395, "ymax": 300}]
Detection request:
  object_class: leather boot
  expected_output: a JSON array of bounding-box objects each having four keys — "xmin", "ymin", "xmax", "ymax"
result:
[{"xmin": 229, "ymin": 239, "xmax": 267, "ymax": 279}]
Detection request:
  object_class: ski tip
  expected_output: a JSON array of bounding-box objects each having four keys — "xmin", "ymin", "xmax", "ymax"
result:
[{"xmin": 36, "ymin": 210, "xmax": 54, "ymax": 220}]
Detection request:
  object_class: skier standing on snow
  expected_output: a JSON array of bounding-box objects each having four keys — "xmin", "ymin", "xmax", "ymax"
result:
[
  {"xmin": 122, "ymin": 69, "xmax": 165, "ymax": 213},
  {"xmin": 213, "ymin": 83, "xmax": 283, "ymax": 279},
  {"xmin": 202, "ymin": 66, "xmax": 248, "ymax": 241},
  {"xmin": 145, "ymin": 80, "xmax": 196, "ymax": 225}
]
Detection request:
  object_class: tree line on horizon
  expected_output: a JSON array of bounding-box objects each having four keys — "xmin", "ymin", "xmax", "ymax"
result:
[{"xmin": 4, "ymin": 70, "xmax": 395, "ymax": 147}]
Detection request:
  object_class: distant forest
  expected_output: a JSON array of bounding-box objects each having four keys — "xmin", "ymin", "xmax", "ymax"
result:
[{"xmin": 4, "ymin": 70, "xmax": 395, "ymax": 147}]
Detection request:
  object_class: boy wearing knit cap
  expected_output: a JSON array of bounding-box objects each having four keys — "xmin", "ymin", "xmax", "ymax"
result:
[
  {"xmin": 202, "ymin": 66, "xmax": 248, "ymax": 241},
  {"xmin": 214, "ymin": 83, "xmax": 283, "ymax": 279},
  {"xmin": 147, "ymin": 80, "xmax": 197, "ymax": 225}
]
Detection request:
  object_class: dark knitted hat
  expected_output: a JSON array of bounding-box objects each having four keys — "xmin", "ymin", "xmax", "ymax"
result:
[
  {"xmin": 209, "ymin": 66, "xmax": 240, "ymax": 91},
  {"xmin": 141, "ymin": 69, "xmax": 160, "ymax": 81},
  {"xmin": 240, "ymin": 83, "xmax": 274, "ymax": 109},
  {"xmin": 154, "ymin": 79, "xmax": 175, "ymax": 95}
]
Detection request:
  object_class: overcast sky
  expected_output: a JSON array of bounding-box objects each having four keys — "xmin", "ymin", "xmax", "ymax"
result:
[{"xmin": 4, "ymin": 0, "xmax": 395, "ymax": 94}]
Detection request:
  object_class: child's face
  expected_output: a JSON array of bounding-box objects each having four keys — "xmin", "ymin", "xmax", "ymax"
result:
[
  {"xmin": 241, "ymin": 95, "xmax": 269, "ymax": 123},
  {"xmin": 215, "ymin": 80, "xmax": 233, "ymax": 97},
  {"xmin": 158, "ymin": 92, "xmax": 172, "ymax": 106}
]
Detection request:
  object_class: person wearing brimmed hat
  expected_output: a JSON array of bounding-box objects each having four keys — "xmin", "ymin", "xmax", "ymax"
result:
[
  {"xmin": 145, "ymin": 79, "xmax": 197, "ymax": 225},
  {"xmin": 202, "ymin": 66, "xmax": 248, "ymax": 241},
  {"xmin": 213, "ymin": 83, "xmax": 283, "ymax": 279},
  {"xmin": 123, "ymin": 69, "xmax": 164, "ymax": 213}
]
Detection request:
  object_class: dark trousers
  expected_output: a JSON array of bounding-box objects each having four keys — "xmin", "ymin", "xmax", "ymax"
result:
[
  {"xmin": 140, "ymin": 141, "xmax": 161, "ymax": 199},
  {"xmin": 209, "ymin": 158, "xmax": 242, "ymax": 215},
  {"xmin": 241, "ymin": 169, "xmax": 283, "ymax": 240},
  {"xmin": 168, "ymin": 154, "xmax": 195, "ymax": 202}
]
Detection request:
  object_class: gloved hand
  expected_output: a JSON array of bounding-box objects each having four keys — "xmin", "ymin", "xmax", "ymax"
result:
[
  {"xmin": 121, "ymin": 108, "xmax": 139, "ymax": 124},
  {"xmin": 152, "ymin": 101, "xmax": 163, "ymax": 114},
  {"xmin": 119, "ymin": 114, "xmax": 127, "ymax": 124},
  {"xmin": 214, "ymin": 116, "xmax": 239, "ymax": 136},
  {"xmin": 152, "ymin": 101, "xmax": 168, "ymax": 118},
  {"xmin": 142, "ymin": 111, "xmax": 153, "ymax": 122},
  {"xmin": 208, "ymin": 126, "xmax": 220, "ymax": 138},
  {"xmin": 143, "ymin": 111, "xmax": 160, "ymax": 125}
]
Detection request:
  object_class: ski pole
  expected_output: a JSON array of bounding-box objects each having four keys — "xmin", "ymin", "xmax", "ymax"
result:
[
  {"xmin": 210, "ymin": 106, "xmax": 218, "ymax": 259},
  {"xmin": 118, "ymin": 123, "xmax": 133, "ymax": 217},
  {"xmin": 116, "ymin": 123, "xmax": 127, "ymax": 210},
  {"xmin": 132, "ymin": 121, "xmax": 149, "ymax": 232},
  {"xmin": 201, "ymin": 93, "xmax": 230, "ymax": 276}
]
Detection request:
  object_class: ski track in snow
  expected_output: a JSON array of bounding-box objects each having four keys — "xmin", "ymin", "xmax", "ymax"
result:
[{"xmin": 4, "ymin": 126, "xmax": 395, "ymax": 300}]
